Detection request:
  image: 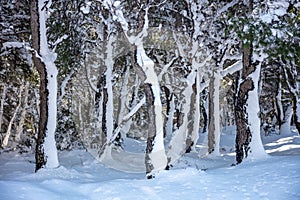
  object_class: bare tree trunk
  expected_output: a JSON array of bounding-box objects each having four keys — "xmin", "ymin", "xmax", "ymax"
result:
[
  {"xmin": 15, "ymin": 83, "xmax": 29, "ymax": 142},
  {"xmin": 2, "ymin": 86, "xmax": 23, "ymax": 148},
  {"xmin": 0, "ymin": 85, "xmax": 7, "ymax": 134},
  {"xmin": 292, "ymin": 95, "xmax": 300, "ymax": 135},
  {"xmin": 208, "ymin": 71, "xmax": 221, "ymax": 155}
]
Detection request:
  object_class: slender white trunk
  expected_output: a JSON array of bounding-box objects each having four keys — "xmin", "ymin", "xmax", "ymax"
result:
[
  {"xmin": 15, "ymin": 83, "xmax": 29, "ymax": 142},
  {"xmin": 279, "ymin": 105, "xmax": 292, "ymax": 135},
  {"xmin": 276, "ymin": 75, "xmax": 292, "ymax": 135},
  {"xmin": 166, "ymin": 90, "xmax": 175, "ymax": 141},
  {"xmin": 105, "ymin": 36, "xmax": 115, "ymax": 140},
  {"xmin": 2, "ymin": 86, "xmax": 23, "ymax": 148},
  {"xmin": 0, "ymin": 85, "xmax": 7, "ymax": 134},
  {"xmin": 190, "ymin": 71, "xmax": 201, "ymax": 152}
]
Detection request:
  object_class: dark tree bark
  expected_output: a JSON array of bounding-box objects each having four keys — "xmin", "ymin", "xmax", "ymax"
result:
[
  {"xmin": 144, "ymin": 83, "xmax": 156, "ymax": 178},
  {"xmin": 30, "ymin": 0, "xmax": 48, "ymax": 172},
  {"xmin": 235, "ymin": 44, "xmax": 255, "ymax": 164},
  {"xmin": 234, "ymin": 0, "xmax": 259, "ymax": 165},
  {"xmin": 185, "ymin": 82, "xmax": 196, "ymax": 153},
  {"xmin": 292, "ymin": 95, "xmax": 300, "ymax": 135}
]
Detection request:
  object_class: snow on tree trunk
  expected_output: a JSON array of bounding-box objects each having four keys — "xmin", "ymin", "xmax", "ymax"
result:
[
  {"xmin": 235, "ymin": 45, "xmax": 267, "ymax": 164},
  {"xmin": 246, "ymin": 57, "xmax": 267, "ymax": 160},
  {"xmin": 292, "ymin": 95, "xmax": 300, "ymax": 135},
  {"xmin": 162, "ymin": 85, "xmax": 174, "ymax": 140},
  {"xmin": 186, "ymin": 72, "xmax": 202, "ymax": 152},
  {"xmin": 105, "ymin": 3, "xmax": 167, "ymax": 176},
  {"xmin": 208, "ymin": 71, "xmax": 221, "ymax": 156},
  {"xmin": 185, "ymin": 72, "xmax": 201, "ymax": 153},
  {"xmin": 31, "ymin": 0, "xmax": 59, "ymax": 171},
  {"xmin": 279, "ymin": 105, "xmax": 292, "ymax": 135},
  {"xmin": 185, "ymin": 81, "xmax": 197, "ymax": 153},
  {"xmin": 167, "ymin": 71, "xmax": 196, "ymax": 165},
  {"xmin": 136, "ymin": 44, "xmax": 167, "ymax": 178},
  {"xmin": 98, "ymin": 35, "xmax": 115, "ymax": 159}
]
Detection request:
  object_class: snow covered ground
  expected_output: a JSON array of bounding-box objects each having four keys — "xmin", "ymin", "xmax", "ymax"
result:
[{"xmin": 1, "ymin": 128, "xmax": 300, "ymax": 200}]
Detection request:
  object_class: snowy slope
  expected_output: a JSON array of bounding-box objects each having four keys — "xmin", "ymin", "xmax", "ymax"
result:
[{"xmin": 0, "ymin": 129, "xmax": 300, "ymax": 200}]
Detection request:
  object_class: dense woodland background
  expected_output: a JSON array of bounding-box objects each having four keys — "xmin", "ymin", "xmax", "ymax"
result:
[{"xmin": 0, "ymin": 0, "xmax": 299, "ymax": 176}]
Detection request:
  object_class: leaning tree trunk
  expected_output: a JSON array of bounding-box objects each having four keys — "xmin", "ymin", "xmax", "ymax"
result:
[
  {"xmin": 2, "ymin": 85, "xmax": 23, "ymax": 148},
  {"xmin": 31, "ymin": 0, "xmax": 59, "ymax": 171},
  {"xmin": 136, "ymin": 44, "xmax": 168, "ymax": 178}
]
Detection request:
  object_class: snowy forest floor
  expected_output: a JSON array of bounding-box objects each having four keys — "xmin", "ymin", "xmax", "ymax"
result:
[{"xmin": 1, "ymin": 127, "xmax": 300, "ymax": 200}]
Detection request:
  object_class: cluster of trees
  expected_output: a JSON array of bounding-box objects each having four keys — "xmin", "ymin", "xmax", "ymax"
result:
[{"xmin": 0, "ymin": 0, "xmax": 299, "ymax": 177}]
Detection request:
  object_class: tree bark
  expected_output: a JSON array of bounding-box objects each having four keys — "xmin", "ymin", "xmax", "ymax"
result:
[
  {"xmin": 208, "ymin": 71, "xmax": 221, "ymax": 155},
  {"xmin": 292, "ymin": 95, "xmax": 300, "ymax": 135},
  {"xmin": 31, "ymin": 0, "xmax": 48, "ymax": 171},
  {"xmin": 235, "ymin": 77, "xmax": 254, "ymax": 164},
  {"xmin": 144, "ymin": 83, "xmax": 156, "ymax": 178},
  {"xmin": 0, "ymin": 85, "xmax": 7, "ymax": 134},
  {"xmin": 2, "ymin": 86, "xmax": 23, "ymax": 148},
  {"xmin": 15, "ymin": 83, "xmax": 29, "ymax": 142},
  {"xmin": 31, "ymin": 0, "xmax": 59, "ymax": 171},
  {"xmin": 186, "ymin": 82, "xmax": 196, "ymax": 153}
]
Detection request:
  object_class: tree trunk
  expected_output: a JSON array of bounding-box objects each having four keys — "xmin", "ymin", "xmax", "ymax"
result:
[
  {"xmin": 167, "ymin": 71, "xmax": 196, "ymax": 165},
  {"xmin": 31, "ymin": 0, "xmax": 59, "ymax": 171},
  {"xmin": 0, "ymin": 85, "xmax": 7, "ymax": 134},
  {"xmin": 2, "ymin": 86, "xmax": 23, "ymax": 148},
  {"xmin": 15, "ymin": 83, "xmax": 29, "ymax": 142},
  {"xmin": 186, "ymin": 82, "xmax": 197, "ymax": 153},
  {"xmin": 144, "ymin": 83, "xmax": 156, "ymax": 178},
  {"xmin": 235, "ymin": 45, "xmax": 266, "ymax": 164},
  {"xmin": 185, "ymin": 72, "xmax": 200, "ymax": 153},
  {"xmin": 279, "ymin": 105, "xmax": 292, "ymax": 135},
  {"xmin": 208, "ymin": 71, "xmax": 221, "ymax": 155},
  {"xmin": 135, "ymin": 44, "xmax": 167, "ymax": 178},
  {"xmin": 292, "ymin": 95, "xmax": 300, "ymax": 135}
]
